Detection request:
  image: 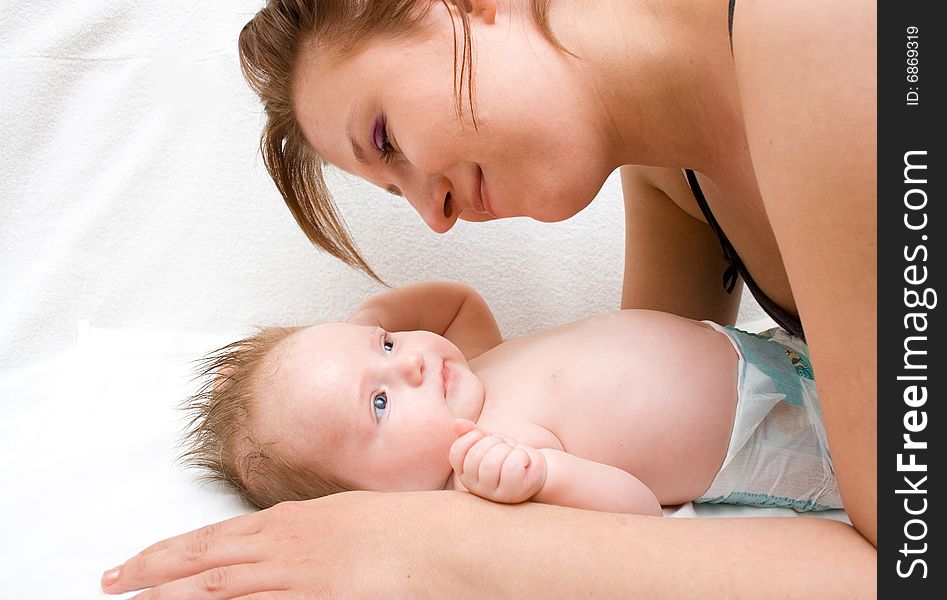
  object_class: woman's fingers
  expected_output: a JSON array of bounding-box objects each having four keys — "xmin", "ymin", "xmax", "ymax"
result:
[
  {"xmin": 103, "ymin": 513, "xmax": 267, "ymax": 594},
  {"xmin": 134, "ymin": 513, "xmax": 264, "ymax": 558},
  {"xmin": 102, "ymin": 493, "xmax": 461, "ymax": 598},
  {"xmin": 126, "ymin": 562, "xmax": 288, "ymax": 600}
]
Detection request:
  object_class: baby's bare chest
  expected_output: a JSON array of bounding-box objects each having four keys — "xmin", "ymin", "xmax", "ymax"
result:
[{"xmin": 470, "ymin": 312, "xmax": 740, "ymax": 469}]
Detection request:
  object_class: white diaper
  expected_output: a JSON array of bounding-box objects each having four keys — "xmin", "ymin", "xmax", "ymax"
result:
[{"xmin": 696, "ymin": 323, "xmax": 842, "ymax": 511}]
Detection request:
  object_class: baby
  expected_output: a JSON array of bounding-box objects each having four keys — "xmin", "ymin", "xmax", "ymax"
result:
[{"xmin": 181, "ymin": 281, "xmax": 841, "ymax": 515}]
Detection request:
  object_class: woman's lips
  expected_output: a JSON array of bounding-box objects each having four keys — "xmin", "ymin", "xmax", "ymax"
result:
[
  {"xmin": 479, "ymin": 170, "xmax": 496, "ymax": 217},
  {"xmin": 473, "ymin": 167, "xmax": 496, "ymax": 217}
]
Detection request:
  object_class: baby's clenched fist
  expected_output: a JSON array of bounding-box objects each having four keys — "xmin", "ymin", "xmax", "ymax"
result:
[{"xmin": 449, "ymin": 419, "xmax": 546, "ymax": 504}]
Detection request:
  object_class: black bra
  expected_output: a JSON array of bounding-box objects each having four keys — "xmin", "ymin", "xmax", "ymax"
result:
[
  {"xmin": 678, "ymin": 2, "xmax": 805, "ymax": 339},
  {"xmin": 684, "ymin": 169, "xmax": 806, "ymax": 341},
  {"xmin": 729, "ymin": 0, "xmax": 737, "ymax": 44}
]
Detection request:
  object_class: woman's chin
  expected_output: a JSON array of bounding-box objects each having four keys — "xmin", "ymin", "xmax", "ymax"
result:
[{"xmin": 532, "ymin": 201, "xmax": 594, "ymax": 223}]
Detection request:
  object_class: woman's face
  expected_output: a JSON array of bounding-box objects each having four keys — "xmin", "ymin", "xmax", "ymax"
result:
[{"xmin": 291, "ymin": 2, "xmax": 613, "ymax": 233}]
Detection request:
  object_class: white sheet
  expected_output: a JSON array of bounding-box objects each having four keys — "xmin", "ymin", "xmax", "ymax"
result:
[
  {"xmin": 0, "ymin": 1, "xmax": 821, "ymax": 597},
  {"xmin": 0, "ymin": 326, "xmax": 250, "ymax": 599}
]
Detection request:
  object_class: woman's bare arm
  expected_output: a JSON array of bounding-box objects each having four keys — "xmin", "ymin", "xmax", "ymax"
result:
[
  {"xmin": 735, "ymin": 0, "xmax": 877, "ymax": 545},
  {"xmin": 620, "ymin": 165, "xmax": 742, "ymax": 324},
  {"xmin": 102, "ymin": 491, "xmax": 876, "ymax": 598}
]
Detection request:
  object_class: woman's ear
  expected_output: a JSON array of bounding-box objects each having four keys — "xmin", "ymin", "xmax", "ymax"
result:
[{"xmin": 468, "ymin": 0, "xmax": 497, "ymax": 24}]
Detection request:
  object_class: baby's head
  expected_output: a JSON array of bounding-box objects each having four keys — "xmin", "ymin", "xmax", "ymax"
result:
[{"xmin": 181, "ymin": 322, "xmax": 485, "ymax": 508}]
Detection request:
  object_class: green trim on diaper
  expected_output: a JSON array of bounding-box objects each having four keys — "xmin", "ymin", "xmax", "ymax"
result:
[
  {"xmin": 760, "ymin": 327, "xmax": 814, "ymax": 380},
  {"xmin": 696, "ymin": 491, "xmax": 837, "ymax": 512},
  {"xmin": 724, "ymin": 326, "xmax": 814, "ymax": 405}
]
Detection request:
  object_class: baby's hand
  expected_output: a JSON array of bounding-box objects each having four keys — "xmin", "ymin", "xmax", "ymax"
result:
[{"xmin": 449, "ymin": 419, "xmax": 546, "ymax": 504}]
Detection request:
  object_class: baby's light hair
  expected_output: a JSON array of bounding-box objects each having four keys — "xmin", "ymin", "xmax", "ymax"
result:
[{"xmin": 179, "ymin": 326, "xmax": 355, "ymax": 508}]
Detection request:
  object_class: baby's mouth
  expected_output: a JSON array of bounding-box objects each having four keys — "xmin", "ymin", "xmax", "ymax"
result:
[{"xmin": 441, "ymin": 361, "xmax": 450, "ymax": 400}]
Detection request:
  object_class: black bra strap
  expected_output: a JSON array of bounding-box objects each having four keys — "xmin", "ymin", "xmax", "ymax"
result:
[
  {"xmin": 683, "ymin": 169, "xmax": 805, "ymax": 340},
  {"xmin": 728, "ymin": 0, "xmax": 736, "ymax": 42}
]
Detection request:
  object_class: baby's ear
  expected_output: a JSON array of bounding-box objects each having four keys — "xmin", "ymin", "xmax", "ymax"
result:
[{"xmin": 451, "ymin": 418, "xmax": 479, "ymax": 437}]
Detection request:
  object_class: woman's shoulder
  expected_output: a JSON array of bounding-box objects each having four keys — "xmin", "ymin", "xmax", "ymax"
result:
[
  {"xmin": 730, "ymin": 0, "xmax": 874, "ymax": 217},
  {"xmin": 728, "ymin": 0, "xmax": 874, "ymax": 228},
  {"xmin": 731, "ymin": 0, "xmax": 875, "ymax": 149}
]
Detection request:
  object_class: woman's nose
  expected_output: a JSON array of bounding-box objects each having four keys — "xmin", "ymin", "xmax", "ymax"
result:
[
  {"xmin": 405, "ymin": 176, "xmax": 458, "ymax": 234},
  {"xmin": 392, "ymin": 351, "xmax": 425, "ymax": 387}
]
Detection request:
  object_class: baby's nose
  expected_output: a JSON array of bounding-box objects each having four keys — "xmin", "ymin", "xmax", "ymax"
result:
[{"xmin": 395, "ymin": 351, "xmax": 425, "ymax": 386}]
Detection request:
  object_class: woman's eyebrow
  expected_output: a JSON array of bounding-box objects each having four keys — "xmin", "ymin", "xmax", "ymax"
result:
[{"xmin": 346, "ymin": 106, "xmax": 370, "ymax": 166}]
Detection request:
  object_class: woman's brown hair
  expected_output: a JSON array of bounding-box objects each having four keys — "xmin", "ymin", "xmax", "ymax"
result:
[{"xmin": 238, "ymin": 1, "xmax": 563, "ymax": 281}]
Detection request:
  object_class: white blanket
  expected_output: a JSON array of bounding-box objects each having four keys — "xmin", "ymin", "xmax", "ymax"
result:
[{"xmin": 0, "ymin": 2, "xmax": 838, "ymax": 598}]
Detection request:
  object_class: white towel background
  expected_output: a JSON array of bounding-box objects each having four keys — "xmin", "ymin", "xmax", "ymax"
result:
[
  {"xmin": 0, "ymin": 0, "xmax": 767, "ymax": 370},
  {"xmin": 0, "ymin": 2, "xmax": 777, "ymax": 598}
]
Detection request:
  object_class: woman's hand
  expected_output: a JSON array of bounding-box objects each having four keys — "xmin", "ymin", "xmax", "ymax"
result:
[{"xmin": 101, "ymin": 491, "xmax": 455, "ymax": 598}]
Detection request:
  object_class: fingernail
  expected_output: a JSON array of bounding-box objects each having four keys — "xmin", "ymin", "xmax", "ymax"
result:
[{"xmin": 101, "ymin": 566, "xmax": 121, "ymax": 587}]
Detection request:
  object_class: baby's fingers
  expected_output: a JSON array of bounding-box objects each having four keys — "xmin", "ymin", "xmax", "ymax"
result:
[
  {"xmin": 497, "ymin": 447, "xmax": 546, "ymax": 503},
  {"xmin": 475, "ymin": 440, "xmax": 516, "ymax": 491},
  {"xmin": 448, "ymin": 425, "xmax": 488, "ymax": 475},
  {"xmin": 451, "ymin": 418, "xmax": 478, "ymax": 438},
  {"xmin": 461, "ymin": 435, "xmax": 507, "ymax": 481}
]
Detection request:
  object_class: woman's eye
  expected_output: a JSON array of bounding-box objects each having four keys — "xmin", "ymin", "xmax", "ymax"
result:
[
  {"xmin": 373, "ymin": 116, "xmax": 395, "ymax": 163},
  {"xmin": 373, "ymin": 394, "xmax": 388, "ymax": 418},
  {"xmin": 383, "ymin": 334, "xmax": 394, "ymax": 353}
]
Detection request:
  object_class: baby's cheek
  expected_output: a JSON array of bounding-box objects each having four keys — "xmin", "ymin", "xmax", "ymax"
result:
[{"xmin": 417, "ymin": 427, "xmax": 456, "ymax": 481}]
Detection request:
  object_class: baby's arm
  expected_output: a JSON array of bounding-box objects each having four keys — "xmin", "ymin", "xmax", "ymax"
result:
[
  {"xmin": 535, "ymin": 450, "xmax": 663, "ymax": 516},
  {"xmin": 450, "ymin": 420, "xmax": 663, "ymax": 516},
  {"xmin": 347, "ymin": 281, "xmax": 502, "ymax": 359}
]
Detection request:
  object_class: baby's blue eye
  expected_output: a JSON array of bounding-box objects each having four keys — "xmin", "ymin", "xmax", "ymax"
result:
[
  {"xmin": 373, "ymin": 394, "xmax": 388, "ymax": 418},
  {"xmin": 383, "ymin": 335, "xmax": 394, "ymax": 353}
]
